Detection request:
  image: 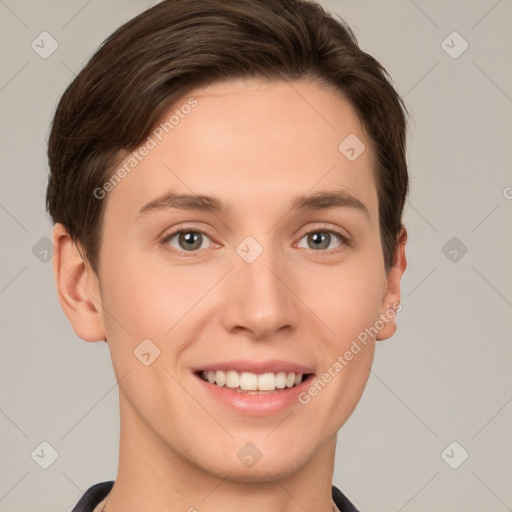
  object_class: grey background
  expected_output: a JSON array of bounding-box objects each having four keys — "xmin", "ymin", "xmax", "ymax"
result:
[{"xmin": 0, "ymin": 0, "xmax": 511, "ymax": 510}]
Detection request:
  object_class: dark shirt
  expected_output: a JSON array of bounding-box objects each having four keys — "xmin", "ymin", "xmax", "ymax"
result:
[{"xmin": 71, "ymin": 480, "xmax": 361, "ymax": 511}]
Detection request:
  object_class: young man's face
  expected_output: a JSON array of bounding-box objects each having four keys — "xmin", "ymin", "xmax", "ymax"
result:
[{"xmin": 60, "ymin": 78, "xmax": 405, "ymax": 483}]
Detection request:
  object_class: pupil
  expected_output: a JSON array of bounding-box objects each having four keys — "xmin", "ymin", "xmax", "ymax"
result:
[
  {"xmin": 181, "ymin": 232, "xmax": 201, "ymax": 250},
  {"xmin": 310, "ymin": 232, "xmax": 329, "ymax": 250}
]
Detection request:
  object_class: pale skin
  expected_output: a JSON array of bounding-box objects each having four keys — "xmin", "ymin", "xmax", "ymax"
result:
[{"xmin": 53, "ymin": 78, "xmax": 407, "ymax": 511}]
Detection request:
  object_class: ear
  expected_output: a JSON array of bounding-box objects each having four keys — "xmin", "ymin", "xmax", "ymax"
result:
[
  {"xmin": 52, "ymin": 223, "xmax": 106, "ymax": 342},
  {"xmin": 376, "ymin": 226, "xmax": 407, "ymax": 341}
]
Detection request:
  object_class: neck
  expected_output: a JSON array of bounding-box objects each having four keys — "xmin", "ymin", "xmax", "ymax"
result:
[{"xmin": 103, "ymin": 392, "xmax": 338, "ymax": 512}]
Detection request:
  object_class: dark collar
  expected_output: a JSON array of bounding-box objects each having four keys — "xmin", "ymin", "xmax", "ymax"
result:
[{"xmin": 72, "ymin": 481, "xmax": 361, "ymax": 511}]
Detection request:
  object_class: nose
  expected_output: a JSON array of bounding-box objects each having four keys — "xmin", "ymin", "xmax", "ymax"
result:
[{"xmin": 221, "ymin": 242, "xmax": 301, "ymax": 340}]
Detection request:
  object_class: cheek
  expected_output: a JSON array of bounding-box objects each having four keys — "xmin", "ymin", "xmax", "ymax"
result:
[
  {"xmin": 101, "ymin": 252, "xmax": 205, "ymax": 338},
  {"xmin": 296, "ymin": 260, "xmax": 385, "ymax": 347},
  {"xmin": 98, "ymin": 258, "xmax": 201, "ymax": 398},
  {"xmin": 298, "ymin": 264, "xmax": 382, "ymax": 421}
]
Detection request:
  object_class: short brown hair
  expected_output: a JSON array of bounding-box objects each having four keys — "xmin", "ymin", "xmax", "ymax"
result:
[{"xmin": 46, "ymin": 0, "xmax": 409, "ymax": 274}]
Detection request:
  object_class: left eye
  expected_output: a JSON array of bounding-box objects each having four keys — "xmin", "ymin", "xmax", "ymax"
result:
[
  {"xmin": 296, "ymin": 230, "xmax": 345, "ymax": 252},
  {"xmin": 163, "ymin": 230, "xmax": 212, "ymax": 252}
]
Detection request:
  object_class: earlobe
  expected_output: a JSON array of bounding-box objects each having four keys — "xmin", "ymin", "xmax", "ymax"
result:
[
  {"xmin": 376, "ymin": 226, "xmax": 408, "ymax": 341},
  {"xmin": 52, "ymin": 223, "xmax": 106, "ymax": 342}
]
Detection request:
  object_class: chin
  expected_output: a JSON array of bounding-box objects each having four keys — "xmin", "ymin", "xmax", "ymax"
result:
[
  {"xmin": 221, "ymin": 456, "xmax": 310, "ymax": 484},
  {"xmin": 193, "ymin": 437, "xmax": 318, "ymax": 484}
]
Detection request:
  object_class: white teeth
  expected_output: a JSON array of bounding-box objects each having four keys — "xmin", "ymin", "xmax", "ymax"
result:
[
  {"xmin": 257, "ymin": 372, "xmax": 275, "ymax": 391},
  {"xmin": 215, "ymin": 370, "xmax": 225, "ymax": 387},
  {"xmin": 199, "ymin": 369, "xmax": 306, "ymax": 392},
  {"xmin": 240, "ymin": 372, "xmax": 258, "ymax": 390},
  {"xmin": 275, "ymin": 371, "xmax": 287, "ymax": 388},
  {"xmin": 225, "ymin": 370, "xmax": 239, "ymax": 389}
]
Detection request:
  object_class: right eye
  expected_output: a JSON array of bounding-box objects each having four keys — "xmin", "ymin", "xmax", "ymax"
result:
[{"xmin": 161, "ymin": 228, "xmax": 215, "ymax": 256}]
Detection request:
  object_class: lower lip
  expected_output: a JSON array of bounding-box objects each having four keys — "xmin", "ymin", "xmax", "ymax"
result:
[{"xmin": 194, "ymin": 373, "xmax": 315, "ymax": 416}]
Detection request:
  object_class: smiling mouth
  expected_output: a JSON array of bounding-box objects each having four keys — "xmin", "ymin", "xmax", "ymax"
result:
[{"xmin": 196, "ymin": 370, "xmax": 312, "ymax": 394}]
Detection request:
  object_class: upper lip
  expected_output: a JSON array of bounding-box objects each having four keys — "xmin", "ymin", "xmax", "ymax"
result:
[{"xmin": 193, "ymin": 359, "xmax": 315, "ymax": 375}]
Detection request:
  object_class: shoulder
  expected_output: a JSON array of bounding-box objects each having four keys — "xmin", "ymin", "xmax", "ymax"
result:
[
  {"xmin": 71, "ymin": 481, "xmax": 114, "ymax": 512},
  {"xmin": 332, "ymin": 484, "xmax": 362, "ymax": 512},
  {"xmin": 71, "ymin": 481, "xmax": 358, "ymax": 511}
]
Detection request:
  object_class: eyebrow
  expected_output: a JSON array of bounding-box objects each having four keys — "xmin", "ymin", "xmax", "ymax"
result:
[{"xmin": 136, "ymin": 189, "xmax": 370, "ymax": 220}]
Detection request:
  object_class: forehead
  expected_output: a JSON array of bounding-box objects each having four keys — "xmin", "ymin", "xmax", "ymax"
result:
[{"xmin": 106, "ymin": 78, "xmax": 378, "ymax": 223}]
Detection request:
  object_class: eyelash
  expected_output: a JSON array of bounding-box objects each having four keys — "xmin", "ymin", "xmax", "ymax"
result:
[{"xmin": 160, "ymin": 224, "xmax": 351, "ymax": 258}]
